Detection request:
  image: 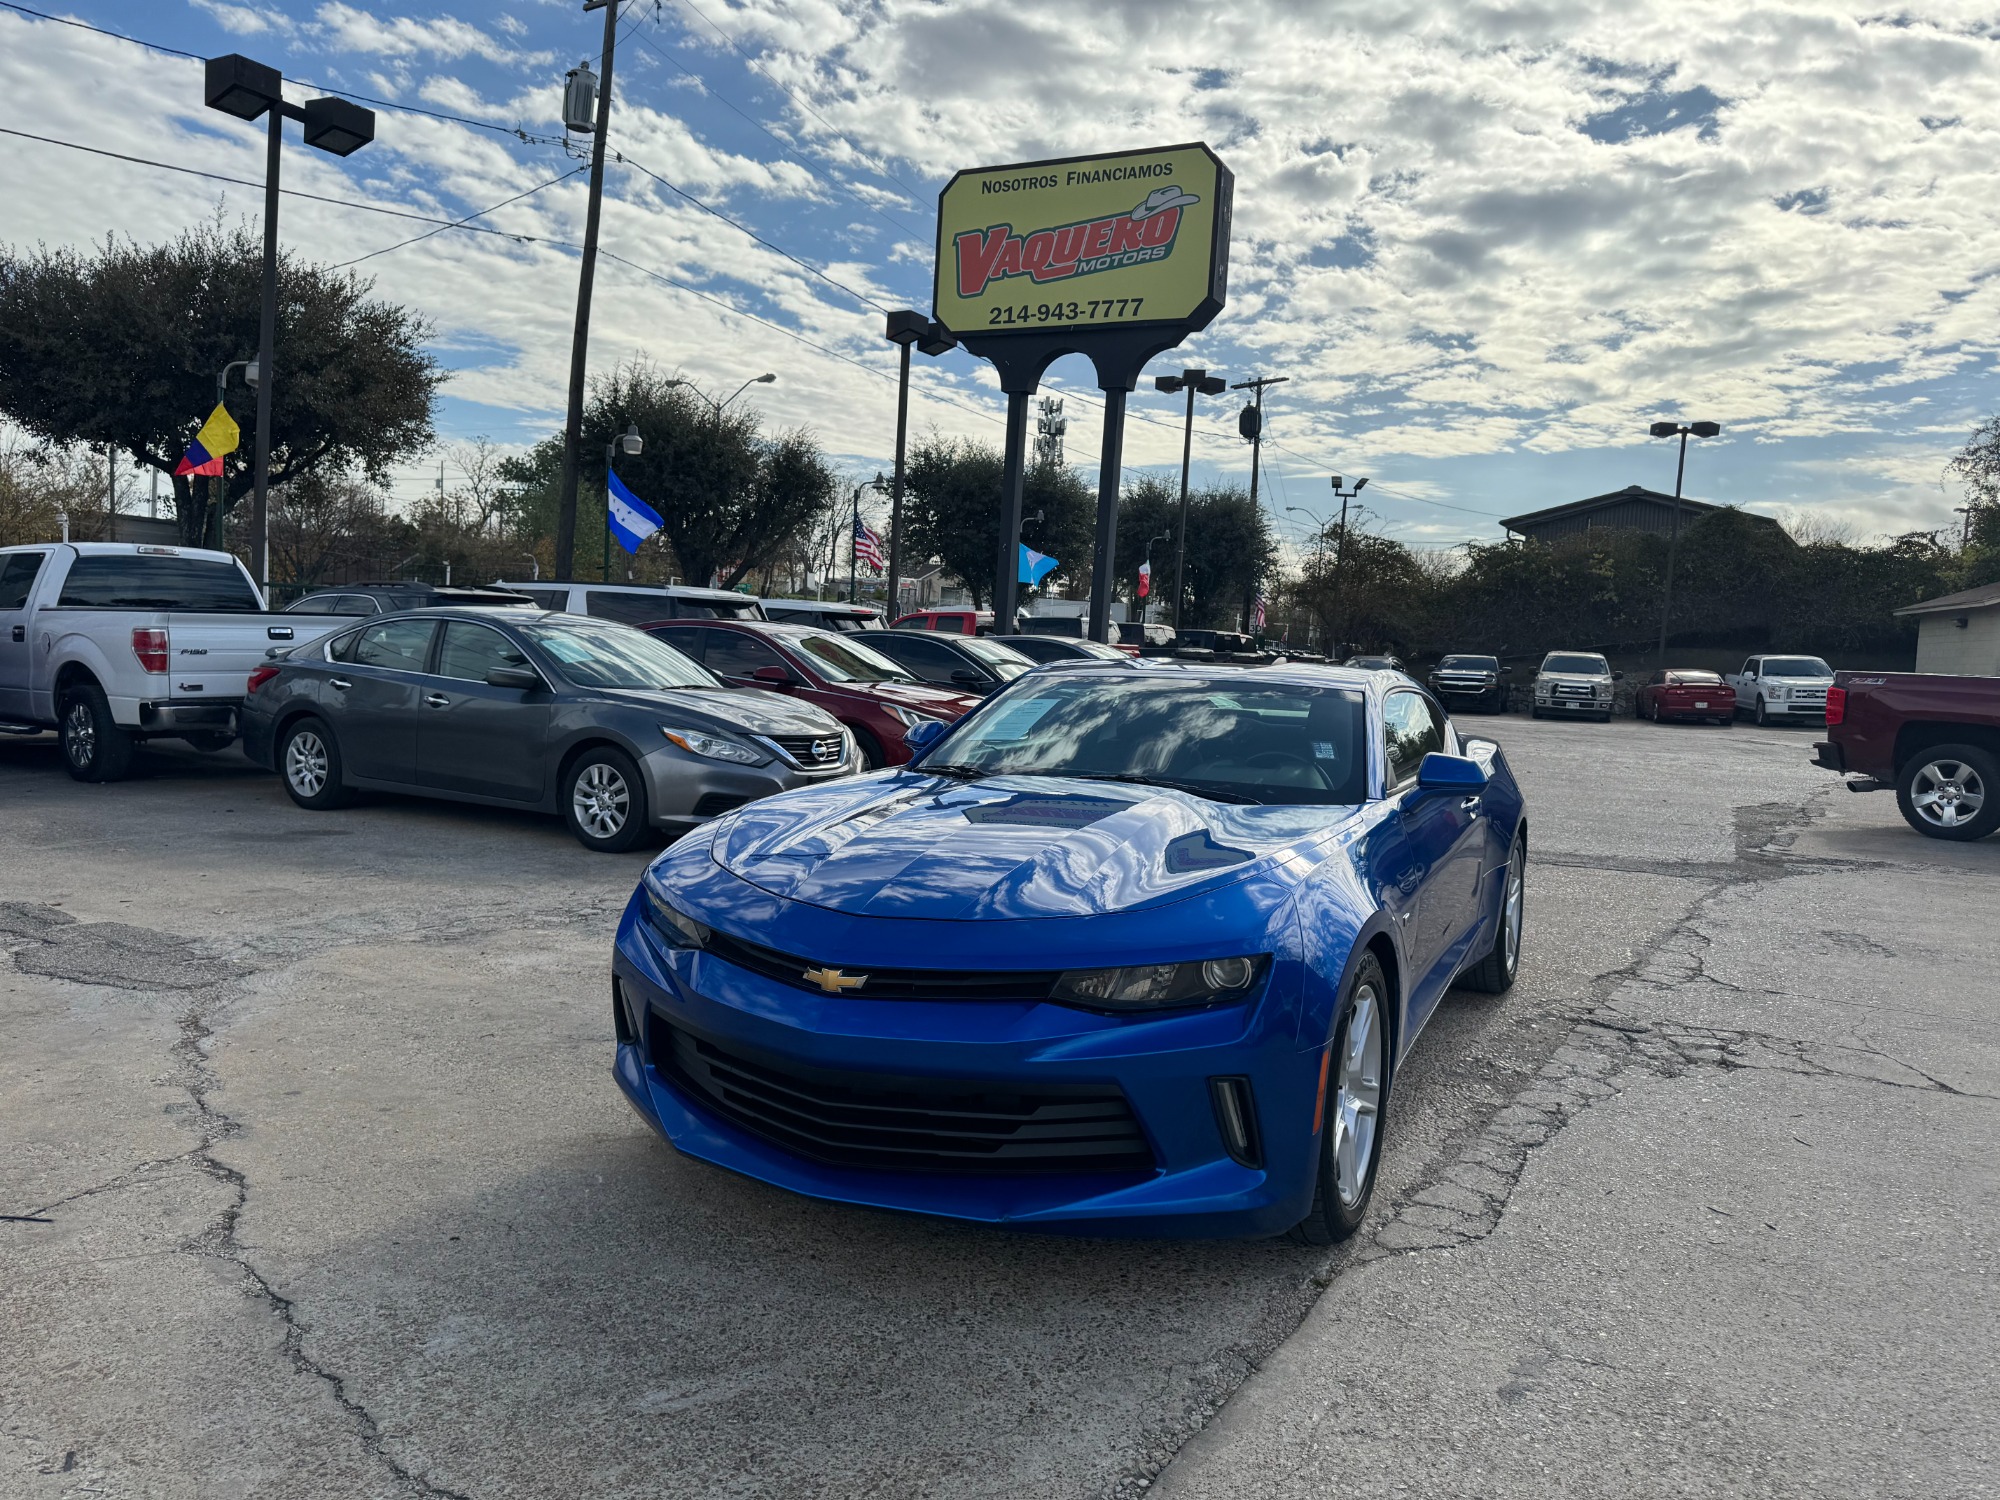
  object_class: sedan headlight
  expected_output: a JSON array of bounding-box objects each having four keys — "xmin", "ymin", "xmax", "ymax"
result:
[
  {"xmin": 1051, "ymin": 955, "xmax": 1266, "ymax": 1011},
  {"xmin": 661, "ymin": 726, "xmax": 767, "ymax": 765},
  {"xmin": 885, "ymin": 704, "xmax": 942, "ymax": 729},
  {"xmin": 641, "ymin": 876, "xmax": 709, "ymax": 948}
]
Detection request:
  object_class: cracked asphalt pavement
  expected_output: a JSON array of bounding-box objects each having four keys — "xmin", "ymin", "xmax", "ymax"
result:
[{"xmin": 1, "ymin": 714, "xmax": 1992, "ymax": 1499}]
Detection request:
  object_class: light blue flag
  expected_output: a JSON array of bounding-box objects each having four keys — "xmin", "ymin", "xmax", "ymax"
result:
[
  {"xmin": 606, "ymin": 468, "xmax": 663, "ymax": 554},
  {"xmin": 1019, "ymin": 543, "xmax": 1059, "ymax": 586}
]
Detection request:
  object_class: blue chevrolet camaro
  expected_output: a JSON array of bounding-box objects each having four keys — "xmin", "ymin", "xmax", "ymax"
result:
[{"xmin": 611, "ymin": 662, "xmax": 1527, "ymax": 1240}]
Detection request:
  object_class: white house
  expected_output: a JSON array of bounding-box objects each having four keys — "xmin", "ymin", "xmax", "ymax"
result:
[{"xmin": 1894, "ymin": 581, "xmax": 2000, "ymax": 675}]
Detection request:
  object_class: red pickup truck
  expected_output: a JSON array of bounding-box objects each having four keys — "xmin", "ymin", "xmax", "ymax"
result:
[{"xmin": 1813, "ymin": 671, "xmax": 2000, "ymax": 841}]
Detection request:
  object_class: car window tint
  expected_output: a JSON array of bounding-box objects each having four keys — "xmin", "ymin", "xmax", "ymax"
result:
[
  {"xmin": 58, "ymin": 554, "xmax": 262, "ymax": 612},
  {"xmin": 584, "ymin": 590, "xmax": 671, "ymax": 626},
  {"xmin": 1383, "ymin": 691, "xmax": 1444, "ymax": 788},
  {"xmin": 703, "ymin": 630, "xmax": 787, "ymax": 679},
  {"xmin": 436, "ymin": 622, "xmax": 527, "ymax": 682},
  {"xmin": 0, "ymin": 552, "xmax": 46, "ymax": 609},
  {"xmin": 650, "ymin": 625, "xmax": 707, "ymax": 663},
  {"xmin": 933, "ymin": 615, "xmax": 967, "ymax": 634},
  {"xmin": 351, "ymin": 619, "xmax": 437, "ymax": 673},
  {"xmin": 871, "ymin": 634, "xmax": 957, "ymax": 680}
]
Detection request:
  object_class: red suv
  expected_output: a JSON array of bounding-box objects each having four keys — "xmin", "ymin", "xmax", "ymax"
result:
[
  {"xmin": 644, "ymin": 620, "xmax": 981, "ymax": 768},
  {"xmin": 891, "ymin": 608, "xmax": 992, "ymax": 635}
]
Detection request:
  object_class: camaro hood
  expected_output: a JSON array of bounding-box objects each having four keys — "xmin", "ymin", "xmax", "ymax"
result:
[
  {"xmin": 605, "ymin": 686, "xmax": 838, "ymax": 736},
  {"xmin": 712, "ymin": 772, "xmax": 1354, "ymax": 920}
]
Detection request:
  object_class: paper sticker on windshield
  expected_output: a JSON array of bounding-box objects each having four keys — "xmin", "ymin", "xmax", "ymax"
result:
[
  {"xmin": 1164, "ymin": 830, "xmax": 1253, "ymax": 874},
  {"xmin": 979, "ymin": 697, "xmax": 1058, "ymax": 741},
  {"xmin": 1312, "ymin": 741, "xmax": 1340, "ymax": 760}
]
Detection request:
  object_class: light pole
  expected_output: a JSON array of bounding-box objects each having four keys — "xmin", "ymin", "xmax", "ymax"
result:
[
  {"xmin": 554, "ymin": 0, "xmax": 627, "ymax": 582},
  {"xmin": 1648, "ymin": 419, "xmax": 1721, "ymax": 663},
  {"xmin": 1231, "ymin": 374, "xmax": 1289, "ymax": 518},
  {"xmin": 1284, "ymin": 504, "xmax": 1323, "ymax": 648},
  {"xmin": 883, "ymin": 311, "xmax": 956, "ymax": 624},
  {"xmin": 664, "ymin": 374, "xmax": 777, "ymax": 413},
  {"xmin": 1328, "ymin": 475, "xmax": 1368, "ymax": 656},
  {"xmin": 1153, "ymin": 368, "xmax": 1228, "ymax": 632},
  {"xmin": 203, "ymin": 55, "xmax": 374, "ymax": 598},
  {"xmin": 603, "ymin": 423, "xmax": 642, "ymax": 581}
]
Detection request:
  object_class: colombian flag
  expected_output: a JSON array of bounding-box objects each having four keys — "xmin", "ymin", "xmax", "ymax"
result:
[{"xmin": 174, "ymin": 403, "xmax": 240, "ymax": 477}]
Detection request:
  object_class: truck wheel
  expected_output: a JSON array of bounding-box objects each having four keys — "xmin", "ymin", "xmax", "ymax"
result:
[
  {"xmin": 1755, "ymin": 696, "xmax": 1769, "ymax": 726},
  {"xmin": 1895, "ymin": 744, "xmax": 1999, "ymax": 842},
  {"xmin": 60, "ymin": 683, "xmax": 136, "ymax": 783},
  {"xmin": 280, "ymin": 717, "xmax": 355, "ymax": 810}
]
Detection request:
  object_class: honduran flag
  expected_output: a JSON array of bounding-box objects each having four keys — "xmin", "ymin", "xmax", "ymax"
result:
[
  {"xmin": 606, "ymin": 468, "xmax": 664, "ymax": 554},
  {"xmin": 173, "ymin": 403, "xmax": 240, "ymax": 477}
]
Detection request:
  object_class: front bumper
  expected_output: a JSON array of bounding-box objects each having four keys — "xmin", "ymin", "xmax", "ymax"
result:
[
  {"xmin": 1537, "ymin": 696, "xmax": 1611, "ymax": 713},
  {"xmin": 639, "ymin": 744, "xmax": 853, "ymax": 828},
  {"xmin": 608, "ymin": 896, "xmax": 1321, "ymax": 1239}
]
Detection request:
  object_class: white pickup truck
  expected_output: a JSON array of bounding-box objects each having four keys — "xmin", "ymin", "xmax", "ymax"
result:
[
  {"xmin": 1726, "ymin": 654, "xmax": 1835, "ymax": 726},
  {"xmin": 0, "ymin": 542, "xmax": 343, "ymax": 780}
]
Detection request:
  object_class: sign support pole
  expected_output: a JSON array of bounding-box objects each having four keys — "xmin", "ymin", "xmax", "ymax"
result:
[
  {"xmin": 993, "ymin": 391, "xmax": 1030, "ymax": 630},
  {"xmin": 1088, "ymin": 385, "xmax": 1128, "ymax": 644}
]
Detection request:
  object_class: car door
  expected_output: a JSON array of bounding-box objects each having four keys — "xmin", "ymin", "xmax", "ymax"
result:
[
  {"xmin": 0, "ymin": 550, "xmax": 47, "ymax": 723},
  {"xmin": 1734, "ymin": 658, "xmax": 1759, "ymax": 711},
  {"xmin": 326, "ymin": 618, "xmax": 437, "ymax": 784},
  {"xmin": 416, "ymin": 620, "xmax": 551, "ymax": 803},
  {"xmin": 1382, "ymin": 690, "xmax": 1479, "ymax": 1031}
]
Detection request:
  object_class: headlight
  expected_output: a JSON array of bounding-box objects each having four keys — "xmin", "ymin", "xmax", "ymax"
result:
[
  {"xmin": 661, "ymin": 725, "xmax": 766, "ymax": 765},
  {"xmin": 641, "ymin": 876, "xmax": 709, "ymax": 948},
  {"xmin": 885, "ymin": 704, "xmax": 942, "ymax": 729},
  {"xmin": 1051, "ymin": 955, "xmax": 1266, "ymax": 1011}
]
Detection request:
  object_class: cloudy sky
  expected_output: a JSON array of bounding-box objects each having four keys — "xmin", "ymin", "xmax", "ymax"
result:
[{"xmin": 3, "ymin": 0, "xmax": 1995, "ymax": 556}]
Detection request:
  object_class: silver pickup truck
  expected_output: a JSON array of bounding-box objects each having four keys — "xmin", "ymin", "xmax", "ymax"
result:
[{"xmin": 0, "ymin": 542, "xmax": 342, "ymax": 780}]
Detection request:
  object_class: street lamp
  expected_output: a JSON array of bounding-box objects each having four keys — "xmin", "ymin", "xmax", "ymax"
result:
[
  {"xmin": 602, "ymin": 423, "xmax": 642, "ymax": 581},
  {"xmin": 1327, "ymin": 476, "xmax": 1368, "ymax": 656},
  {"xmin": 850, "ymin": 472, "xmax": 887, "ymax": 604},
  {"xmin": 1647, "ymin": 419, "xmax": 1722, "ymax": 663},
  {"xmin": 202, "ymin": 54, "xmax": 375, "ymax": 598},
  {"xmin": 664, "ymin": 373, "xmax": 778, "ymax": 413},
  {"xmin": 1154, "ymin": 368, "xmax": 1228, "ymax": 631},
  {"xmin": 883, "ymin": 310, "xmax": 956, "ymax": 624}
]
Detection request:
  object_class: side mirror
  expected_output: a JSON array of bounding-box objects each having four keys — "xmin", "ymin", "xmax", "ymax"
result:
[
  {"xmin": 903, "ymin": 718, "xmax": 947, "ymax": 757},
  {"xmin": 1612, "ymin": 671, "xmax": 1625, "ymax": 682},
  {"xmin": 486, "ymin": 666, "xmax": 542, "ymax": 691},
  {"xmin": 1414, "ymin": 751, "xmax": 1489, "ymax": 796},
  {"xmin": 949, "ymin": 667, "xmax": 985, "ymax": 688},
  {"xmin": 751, "ymin": 665, "xmax": 794, "ymax": 690}
]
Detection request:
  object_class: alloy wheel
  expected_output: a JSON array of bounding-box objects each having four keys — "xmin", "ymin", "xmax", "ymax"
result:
[
  {"xmin": 1910, "ymin": 759, "xmax": 1986, "ymax": 831},
  {"xmin": 573, "ymin": 762, "xmax": 631, "ymax": 839},
  {"xmin": 1333, "ymin": 984, "xmax": 1383, "ymax": 1208},
  {"xmin": 285, "ymin": 731, "xmax": 329, "ymax": 798},
  {"xmin": 1501, "ymin": 844, "xmax": 1524, "ymax": 977},
  {"xmin": 63, "ymin": 701, "xmax": 95, "ymax": 768}
]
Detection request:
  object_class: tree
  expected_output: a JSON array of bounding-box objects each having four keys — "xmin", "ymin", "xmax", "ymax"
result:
[
  {"xmin": 901, "ymin": 433, "xmax": 1094, "ymax": 607},
  {"xmin": 1946, "ymin": 418, "xmax": 2000, "ymax": 590},
  {"xmin": 0, "ymin": 218, "xmax": 443, "ymax": 545},
  {"xmin": 1113, "ymin": 476, "xmax": 1274, "ymax": 627},
  {"xmin": 585, "ymin": 363, "xmax": 835, "ymax": 589}
]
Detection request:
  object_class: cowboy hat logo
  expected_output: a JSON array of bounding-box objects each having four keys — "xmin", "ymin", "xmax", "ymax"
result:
[{"xmin": 1131, "ymin": 185, "xmax": 1201, "ymax": 220}]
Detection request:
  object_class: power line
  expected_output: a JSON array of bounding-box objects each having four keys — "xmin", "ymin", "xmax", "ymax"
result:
[{"xmin": 330, "ymin": 167, "xmax": 587, "ymax": 269}]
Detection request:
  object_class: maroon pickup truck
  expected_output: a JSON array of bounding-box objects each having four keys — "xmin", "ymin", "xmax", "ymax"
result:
[{"xmin": 1813, "ymin": 671, "xmax": 2000, "ymax": 841}]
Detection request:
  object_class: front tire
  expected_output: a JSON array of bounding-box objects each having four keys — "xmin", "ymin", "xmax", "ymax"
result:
[
  {"xmin": 279, "ymin": 717, "xmax": 355, "ymax": 810},
  {"xmin": 1895, "ymin": 744, "xmax": 2000, "ymax": 842},
  {"xmin": 60, "ymin": 682, "xmax": 135, "ymax": 783},
  {"xmin": 564, "ymin": 746, "xmax": 651, "ymax": 852},
  {"xmin": 852, "ymin": 725, "xmax": 887, "ymax": 771},
  {"xmin": 1289, "ymin": 952, "xmax": 1390, "ymax": 1246},
  {"xmin": 1755, "ymin": 696, "xmax": 1769, "ymax": 726},
  {"xmin": 1460, "ymin": 835, "xmax": 1525, "ymax": 993}
]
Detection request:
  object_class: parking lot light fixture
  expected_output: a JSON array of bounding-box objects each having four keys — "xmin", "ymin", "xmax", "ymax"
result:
[
  {"xmin": 883, "ymin": 311, "xmax": 957, "ymax": 622},
  {"xmin": 1649, "ymin": 419, "xmax": 1722, "ymax": 663},
  {"xmin": 1154, "ymin": 369, "xmax": 1229, "ymax": 631}
]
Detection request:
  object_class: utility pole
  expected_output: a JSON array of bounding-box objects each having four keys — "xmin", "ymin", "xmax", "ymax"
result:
[
  {"xmin": 1230, "ymin": 375, "xmax": 1288, "ymax": 518},
  {"xmin": 1648, "ymin": 420, "xmax": 1721, "ymax": 664},
  {"xmin": 554, "ymin": 1, "xmax": 622, "ymax": 581},
  {"xmin": 1154, "ymin": 369, "xmax": 1227, "ymax": 631}
]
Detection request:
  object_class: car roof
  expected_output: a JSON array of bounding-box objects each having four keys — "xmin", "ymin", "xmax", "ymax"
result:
[{"xmin": 492, "ymin": 578, "xmax": 748, "ymax": 602}]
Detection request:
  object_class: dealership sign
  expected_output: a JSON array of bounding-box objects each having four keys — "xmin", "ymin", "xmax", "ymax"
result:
[{"xmin": 933, "ymin": 143, "xmax": 1232, "ymax": 339}]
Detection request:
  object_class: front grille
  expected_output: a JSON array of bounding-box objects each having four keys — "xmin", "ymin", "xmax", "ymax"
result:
[
  {"xmin": 767, "ymin": 732, "xmax": 845, "ymax": 768},
  {"xmin": 1552, "ymin": 683, "xmax": 1597, "ymax": 699},
  {"xmin": 700, "ymin": 926, "xmax": 1063, "ymax": 1003},
  {"xmin": 692, "ymin": 792, "xmax": 750, "ymax": 817},
  {"xmin": 655, "ymin": 1021, "xmax": 1155, "ymax": 1175}
]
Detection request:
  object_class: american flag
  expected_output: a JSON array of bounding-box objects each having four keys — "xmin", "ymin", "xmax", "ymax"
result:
[
  {"xmin": 1251, "ymin": 589, "xmax": 1267, "ymax": 632},
  {"xmin": 853, "ymin": 514, "xmax": 886, "ymax": 572}
]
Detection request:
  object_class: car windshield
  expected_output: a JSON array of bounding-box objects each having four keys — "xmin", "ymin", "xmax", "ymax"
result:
[
  {"xmin": 1072, "ymin": 640, "xmax": 1130, "ymax": 661},
  {"xmin": 1543, "ymin": 654, "xmax": 1608, "ymax": 674},
  {"xmin": 923, "ymin": 676, "xmax": 1369, "ymax": 806},
  {"xmin": 793, "ymin": 632, "xmax": 917, "ymax": 683},
  {"xmin": 1439, "ymin": 656, "xmax": 1497, "ymax": 670},
  {"xmin": 956, "ymin": 637, "xmax": 1034, "ymax": 678},
  {"xmin": 1346, "ymin": 657, "xmax": 1396, "ymax": 669},
  {"xmin": 1671, "ymin": 670, "xmax": 1724, "ymax": 684},
  {"xmin": 521, "ymin": 621, "xmax": 716, "ymax": 689},
  {"xmin": 1762, "ymin": 657, "xmax": 1831, "ymax": 677}
]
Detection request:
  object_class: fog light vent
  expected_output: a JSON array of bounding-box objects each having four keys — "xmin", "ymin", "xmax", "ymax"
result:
[
  {"xmin": 1208, "ymin": 1076, "xmax": 1263, "ymax": 1169},
  {"xmin": 612, "ymin": 978, "xmax": 639, "ymax": 1046}
]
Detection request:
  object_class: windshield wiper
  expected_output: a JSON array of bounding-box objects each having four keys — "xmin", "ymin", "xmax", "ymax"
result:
[
  {"xmin": 913, "ymin": 762, "xmax": 989, "ymax": 781},
  {"xmin": 1051, "ymin": 771, "xmax": 1260, "ymax": 805}
]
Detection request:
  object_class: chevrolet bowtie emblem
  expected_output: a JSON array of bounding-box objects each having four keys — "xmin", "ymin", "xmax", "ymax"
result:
[{"xmin": 802, "ymin": 967, "xmax": 866, "ymax": 994}]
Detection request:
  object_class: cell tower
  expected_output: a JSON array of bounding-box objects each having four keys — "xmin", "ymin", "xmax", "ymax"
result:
[{"xmin": 1034, "ymin": 396, "xmax": 1067, "ymax": 468}]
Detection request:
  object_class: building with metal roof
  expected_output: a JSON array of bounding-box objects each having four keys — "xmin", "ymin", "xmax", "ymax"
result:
[{"xmin": 1501, "ymin": 484, "xmax": 1784, "ymax": 543}]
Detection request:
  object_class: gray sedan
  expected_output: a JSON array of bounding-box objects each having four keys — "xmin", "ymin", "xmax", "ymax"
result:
[{"xmin": 240, "ymin": 608, "xmax": 856, "ymax": 851}]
